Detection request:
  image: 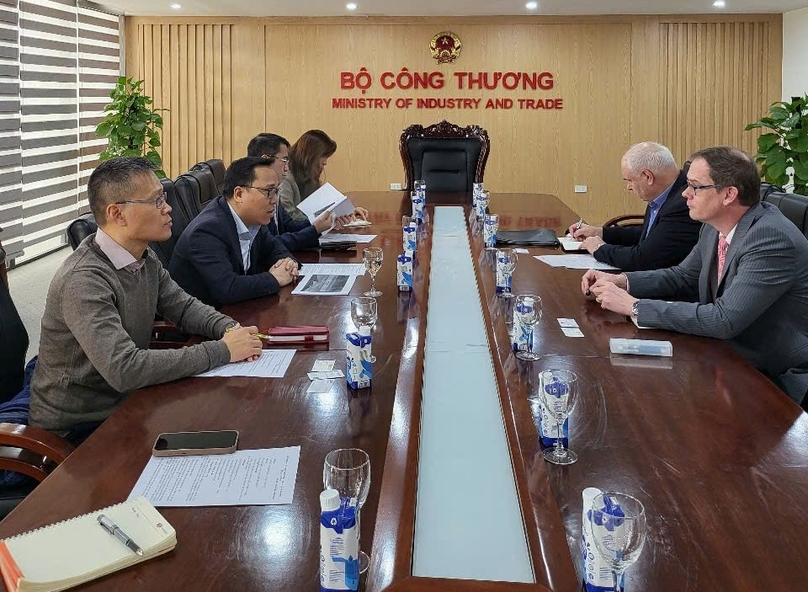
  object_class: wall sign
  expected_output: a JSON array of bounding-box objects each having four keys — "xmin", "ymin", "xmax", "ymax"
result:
[{"xmin": 335, "ymin": 67, "xmax": 563, "ymax": 111}]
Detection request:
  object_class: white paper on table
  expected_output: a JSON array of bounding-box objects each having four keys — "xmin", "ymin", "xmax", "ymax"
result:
[
  {"xmin": 312, "ymin": 359, "xmax": 336, "ymax": 371},
  {"xmin": 298, "ymin": 263, "xmax": 366, "ymax": 276},
  {"xmin": 297, "ymin": 183, "xmax": 355, "ymax": 224},
  {"xmin": 557, "ymin": 318, "xmax": 579, "ymax": 328},
  {"xmin": 128, "ymin": 447, "xmax": 301, "ymax": 507},
  {"xmin": 195, "ymin": 349, "xmax": 295, "ymax": 378},
  {"xmin": 307, "ymin": 379, "xmax": 335, "ymax": 394},
  {"xmin": 561, "ymin": 327, "xmax": 585, "ymax": 337},
  {"xmin": 320, "ymin": 233, "xmax": 376, "ymax": 244},
  {"xmin": 308, "ymin": 370, "xmax": 344, "ymax": 380},
  {"xmin": 292, "ymin": 273, "xmax": 357, "ymax": 296},
  {"xmin": 513, "ymin": 248, "xmax": 530, "ymax": 254},
  {"xmin": 558, "ymin": 236, "xmax": 587, "ymax": 251},
  {"xmin": 534, "ymin": 254, "xmax": 620, "ymax": 271}
]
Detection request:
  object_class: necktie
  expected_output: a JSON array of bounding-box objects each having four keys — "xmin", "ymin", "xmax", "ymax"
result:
[{"xmin": 717, "ymin": 234, "xmax": 728, "ymax": 280}]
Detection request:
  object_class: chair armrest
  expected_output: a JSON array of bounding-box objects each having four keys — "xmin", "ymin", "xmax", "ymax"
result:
[
  {"xmin": 0, "ymin": 423, "xmax": 75, "ymax": 481},
  {"xmin": 604, "ymin": 214, "xmax": 644, "ymax": 227}
]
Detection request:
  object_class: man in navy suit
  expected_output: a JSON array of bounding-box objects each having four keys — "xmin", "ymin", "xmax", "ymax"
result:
[
  {"xmin": 585, "ymin": 146, "xmax": 808, "ymax": 403},
  {"xmin": 169, "ymin": 157, "xmax": 300, "ymax": 308},
  {"xmin": 569, "ymin": 142, "xmax": 701, "ymax": 271}
]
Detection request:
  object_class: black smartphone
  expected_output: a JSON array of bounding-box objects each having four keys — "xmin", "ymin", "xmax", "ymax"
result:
[{"xmin": 152, "ymin": 430, "xmax": 239, "ymax": 457}]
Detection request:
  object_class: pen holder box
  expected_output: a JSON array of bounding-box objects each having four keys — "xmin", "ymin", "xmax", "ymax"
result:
[{"xmin": 346, "ymin": 332, "xmax": 372, "ymax": 389}]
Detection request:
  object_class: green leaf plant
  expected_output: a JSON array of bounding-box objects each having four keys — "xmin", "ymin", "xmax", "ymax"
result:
[
  {"xmin": 745, "ymin": 94, "xmax": 808, "ymax": 196},
  {"xmin": 95, "ymin": 76, "xmax": 167, "ymax": 178}
]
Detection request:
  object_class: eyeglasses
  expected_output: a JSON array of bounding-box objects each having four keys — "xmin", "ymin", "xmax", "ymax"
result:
[
  {"xmin": 115, "ymin": 191, "xmax": 168, "ymax": 209},
  {"xmin": 685, "ymin": 181, "xmax": 720, "ymax": 194},
  {"xmin": 242, "ymin": 185, "xmax": 280, "ymax": 199},
  {"xmin": 277, "ymin": 156, "xmax": 290, "ymax": 164}
]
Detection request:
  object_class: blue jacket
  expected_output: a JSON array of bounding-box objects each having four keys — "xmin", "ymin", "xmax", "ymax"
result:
[
  {"xmin": 169, "ymin": 196, "xmax": 296, "ymax": 308},
  {"xmin": 270, "ymin": 204, "xmax": 320, "ymax": 251}
]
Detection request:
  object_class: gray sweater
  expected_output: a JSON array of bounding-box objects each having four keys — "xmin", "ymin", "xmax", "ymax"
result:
[{"xmin": 30, "ymin": 236, "xmax": 233, "ymax": 433}]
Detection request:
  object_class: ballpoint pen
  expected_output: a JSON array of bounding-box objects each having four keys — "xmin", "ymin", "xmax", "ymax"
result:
[
  {"xmin": 575, "ymin": 217, "xmax": 583, "ymax": 231},
  {"xmin": 97, "ymin": 513, "xmax": 144, "ymax": 556}
]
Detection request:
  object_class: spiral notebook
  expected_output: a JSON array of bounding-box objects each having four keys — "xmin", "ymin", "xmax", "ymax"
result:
[{"xmin": 0, "ymin": 496, "xmax": 176, "ymax": 592}]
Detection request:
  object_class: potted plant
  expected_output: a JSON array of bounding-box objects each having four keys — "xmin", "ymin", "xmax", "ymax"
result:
[
  {"xmin": 95, "ymin": 76, "xmax": 166, "ymax": 177},
  {"xmin": 745, "ymin": 94, "xmax": 808, "ymax": 196}
]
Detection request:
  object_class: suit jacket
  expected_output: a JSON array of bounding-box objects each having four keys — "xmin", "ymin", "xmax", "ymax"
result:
[
  {"xmin": 270, "ymin": 204, "xmax": 320, "ymax": 251},
  {"xmin": 169, "ymin": 196, "xmax": 296, "ymax": 308},
  {"xmin": 596, "ymin": 171, "xmax": 701, "ymax": 271},
  {"xmin": 627, "ymin": 201, "xmax": 808, "ymax": 402}
]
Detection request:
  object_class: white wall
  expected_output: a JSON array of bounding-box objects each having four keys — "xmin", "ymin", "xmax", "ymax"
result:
[{"xmin": 783, "ymin": 7, "xmax": 808, "ymax": 101}]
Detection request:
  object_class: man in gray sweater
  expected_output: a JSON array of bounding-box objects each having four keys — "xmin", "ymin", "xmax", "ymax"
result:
[{"xmin": 30, "ymin": 157, "xmax": 263, "ymax": 442}]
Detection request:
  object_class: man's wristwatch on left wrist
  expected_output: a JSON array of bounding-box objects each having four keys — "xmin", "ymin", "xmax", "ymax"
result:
[{"xmin": 631, "ymin": 301, "xmax": 639, "ymax": 318}]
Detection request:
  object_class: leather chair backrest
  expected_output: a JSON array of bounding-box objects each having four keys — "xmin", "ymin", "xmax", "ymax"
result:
[
  {"xmin": 186, "ymin": 168, "xmax": 218, "ymax": 208},
  {"xmin": 760, "ymin": 182, "xmax": 783, "ymax": 201},
  {"xmin": 66, "ymin": 213, "xmax": 97, "ymax": 250},
  {"xmin": 173, "ymin": 173, "xmax": 202, "ymax": 220},
  {"xmin": 763, "ymin": 191, "xmax": 808, "ymax": 238},
  {"xmin": 399, "ymin": 120, "xmax": 490, "ymax": 193},
  {"xmin": 192, "ymin": 159, "xmax": 225, "ymax": 196},
  {"xmin": 406, "ymin": 137, "xmax": 482, "ymax": 193},
  {"xmin": 149, "ymin": 177, "xmax": 180, "ymax": 267}
]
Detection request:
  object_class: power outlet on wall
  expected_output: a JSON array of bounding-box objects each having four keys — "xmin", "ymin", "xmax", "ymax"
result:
[
  {"xmin": 390, "ymin": 182, "xmax": 403, "ymax": 190},
  {"xmin": 574, "ymin": 185, "xmax": 588, "ymax": 193}
]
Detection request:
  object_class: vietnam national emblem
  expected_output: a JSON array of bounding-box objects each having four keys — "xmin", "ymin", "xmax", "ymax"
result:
[{"xmin": 430, "ymin": 31, "xmax": 461, "ymax": 64}]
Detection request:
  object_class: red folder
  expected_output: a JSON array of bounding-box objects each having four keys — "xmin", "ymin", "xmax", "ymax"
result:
[{"xmin": 265, "ymin": 325, "xmax": 329, "ymax": 344}]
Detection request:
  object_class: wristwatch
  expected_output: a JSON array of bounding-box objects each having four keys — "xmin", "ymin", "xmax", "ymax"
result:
[{"xmin": 631, "ymin": 301, "xmax": 639, "ymax": 318}]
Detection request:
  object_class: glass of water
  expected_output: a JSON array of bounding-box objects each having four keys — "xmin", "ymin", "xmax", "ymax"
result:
[{"xmin": 363, "ymin": 247, "xmax": 383, "ymax": 297}]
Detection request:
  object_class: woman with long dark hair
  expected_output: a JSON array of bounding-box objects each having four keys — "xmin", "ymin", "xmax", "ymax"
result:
[{"xmin": 279, "ymin": 130, "xmax": 368, "ymax": 223}]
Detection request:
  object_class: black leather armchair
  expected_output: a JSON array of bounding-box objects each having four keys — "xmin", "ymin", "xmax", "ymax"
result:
[
  {"xmin": 174, "ymin": 168, "xmax": 218, "ymax": 219},
  {"xmin": 763, "ymin": 191, "xmax": 808, "ymax": 238},
  {"xmin": 192, "ymin": 159, "xmax": 225, "ymax": 196},
  {"xmin": 66, "ymin": 213, "xmax": 97, "ymax": 249},
  {"xmin": 399, "ymin": 120, "xmax": 490, "ymax": 193}
]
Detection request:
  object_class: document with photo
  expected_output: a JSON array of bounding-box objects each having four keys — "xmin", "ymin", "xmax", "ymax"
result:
[{"xmin": 292, "ymin": 273, "xmax": 357, "ymax": 296}]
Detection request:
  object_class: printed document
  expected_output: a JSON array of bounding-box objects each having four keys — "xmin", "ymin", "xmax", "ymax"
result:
[
  {"xmin": 292, "ymin": 273, "xmax": 357, "ymax": 296},
  {"xmin": 320, "ymin": 233, "xmax": 376, "ymax": 245},
  {"xmin": 128, "ymin": 447, "xmax": 301, "ymax": 506},
  {"xmin": 195, "ymin": 349, "xmax": 295, "ymax": 378},
  {"xmin": 558, "ymin": 236, "xmax": 587, "ymax": 251},
  {"xmin": 298, "ymin": 263, "xmax": 366, "ymax": 276},
  {"xmin": 297, "ymin": 182, "xmax": 356, "ymax": 224},
  {"xmin": 534, "ymin": 254, "xmax": 620, "ymax": 271}
]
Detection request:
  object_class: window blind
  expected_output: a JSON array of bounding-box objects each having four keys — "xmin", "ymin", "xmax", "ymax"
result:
[
  {"xmin": 0, "ymin": 0, "xmax": 119, "ymax": 262},
  {"xmin": 0, "ymin": 0, "xmax": 21, "ymax": 259}
]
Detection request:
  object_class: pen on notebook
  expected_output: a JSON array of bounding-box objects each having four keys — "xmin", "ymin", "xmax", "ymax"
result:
[
  {"xmin": 97, "ymin": 513, "xmax": 144, "ymax": 556},
  {"xmin": 255, "ymin": 332, "xmax": 270, "ymax": 340},
  {"xmin": 575, "ymin": 217, "xmax": 583, "ymax": 231}
]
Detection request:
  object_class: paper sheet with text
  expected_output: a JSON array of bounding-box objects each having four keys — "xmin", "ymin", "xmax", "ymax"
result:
[{"xmin": 128, "ymin": 447, "xmax": 301, "ymax": 506}]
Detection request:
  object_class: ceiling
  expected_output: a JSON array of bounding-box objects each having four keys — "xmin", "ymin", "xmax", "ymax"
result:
[{"xmin": 97, "ymin": 0, "xmax": 808, "ymax": 17}]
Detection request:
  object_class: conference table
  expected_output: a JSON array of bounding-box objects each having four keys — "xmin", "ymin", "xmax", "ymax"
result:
[{"xmin": 1, "ymin": 191, "xmax": 807, "ymax": 592}]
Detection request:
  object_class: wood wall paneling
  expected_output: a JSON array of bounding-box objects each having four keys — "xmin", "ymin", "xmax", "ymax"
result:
[{"xmin": 125, "ymin": 15, "xmax": 782, "ymax": 224}]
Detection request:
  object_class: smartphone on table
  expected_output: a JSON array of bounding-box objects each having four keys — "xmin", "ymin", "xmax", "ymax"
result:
[{"xmin": 152, "ymin": 430, "xmax": 239, "ymax": 457}]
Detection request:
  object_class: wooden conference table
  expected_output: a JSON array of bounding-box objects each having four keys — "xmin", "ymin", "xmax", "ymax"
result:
[{"xmin": 1, "ymin": 192, "xmax": 807, "ymax": 592}]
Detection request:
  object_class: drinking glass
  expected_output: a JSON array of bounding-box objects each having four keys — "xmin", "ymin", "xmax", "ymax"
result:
[
  {"xmin": 536, "ymin": 369, "xmax": 578, "ymax": 464},
  {"xmin": 589, "ymin": 492, "xmax": 647, "ymax": 592},
  {"xmin": 514, "ymin": 293, "xmax": 542, "ymax": 360},
  {"xmin": 324, "ymin": 448, "xmax": 371, "ymax": 573},
  {"xmin": 363, "ymin": 247, "xmax": 383, "ymax": 297},
  {"xmin": 350, "ymin": 297, "xmax": 377, "ymax": 331},
  {"xmin": 496, "ymin": 248, "xmax": 518, "ymax": 298},
  {"xmin": 350, "ymin": 297, "xmax": 377, "ymax": 362}
]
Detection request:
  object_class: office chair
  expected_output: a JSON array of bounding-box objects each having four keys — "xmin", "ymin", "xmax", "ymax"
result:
[
  {"xmin": 66, "ymin": 213, "xmax": 97, "ymax": 249},
  {"xmin": 762, "ymin": 191, "xmax": 808, "ymax": 238},
  {"xmin": 192, "ymin": 159, "xmax": 226, "ymax": 196},
  {"xmin": 174, "ymin": 168, "xmax": 218, "ymax": 219},
  {"xmin": 399, "ymin": 120, "xmax": 490, "ymax": 193}
]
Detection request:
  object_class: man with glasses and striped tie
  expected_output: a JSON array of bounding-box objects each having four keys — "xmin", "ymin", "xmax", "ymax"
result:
[
  {"xmin": 30, "ymin": 157, "xmax": 263, "ymax": 444},
  {"xmin": 583, "ymin": 146, "xmax": 808, "ymax": 404},
  {"xmin": 169, "ymin": 157, "xmax": 300, "ymax": 309}
]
